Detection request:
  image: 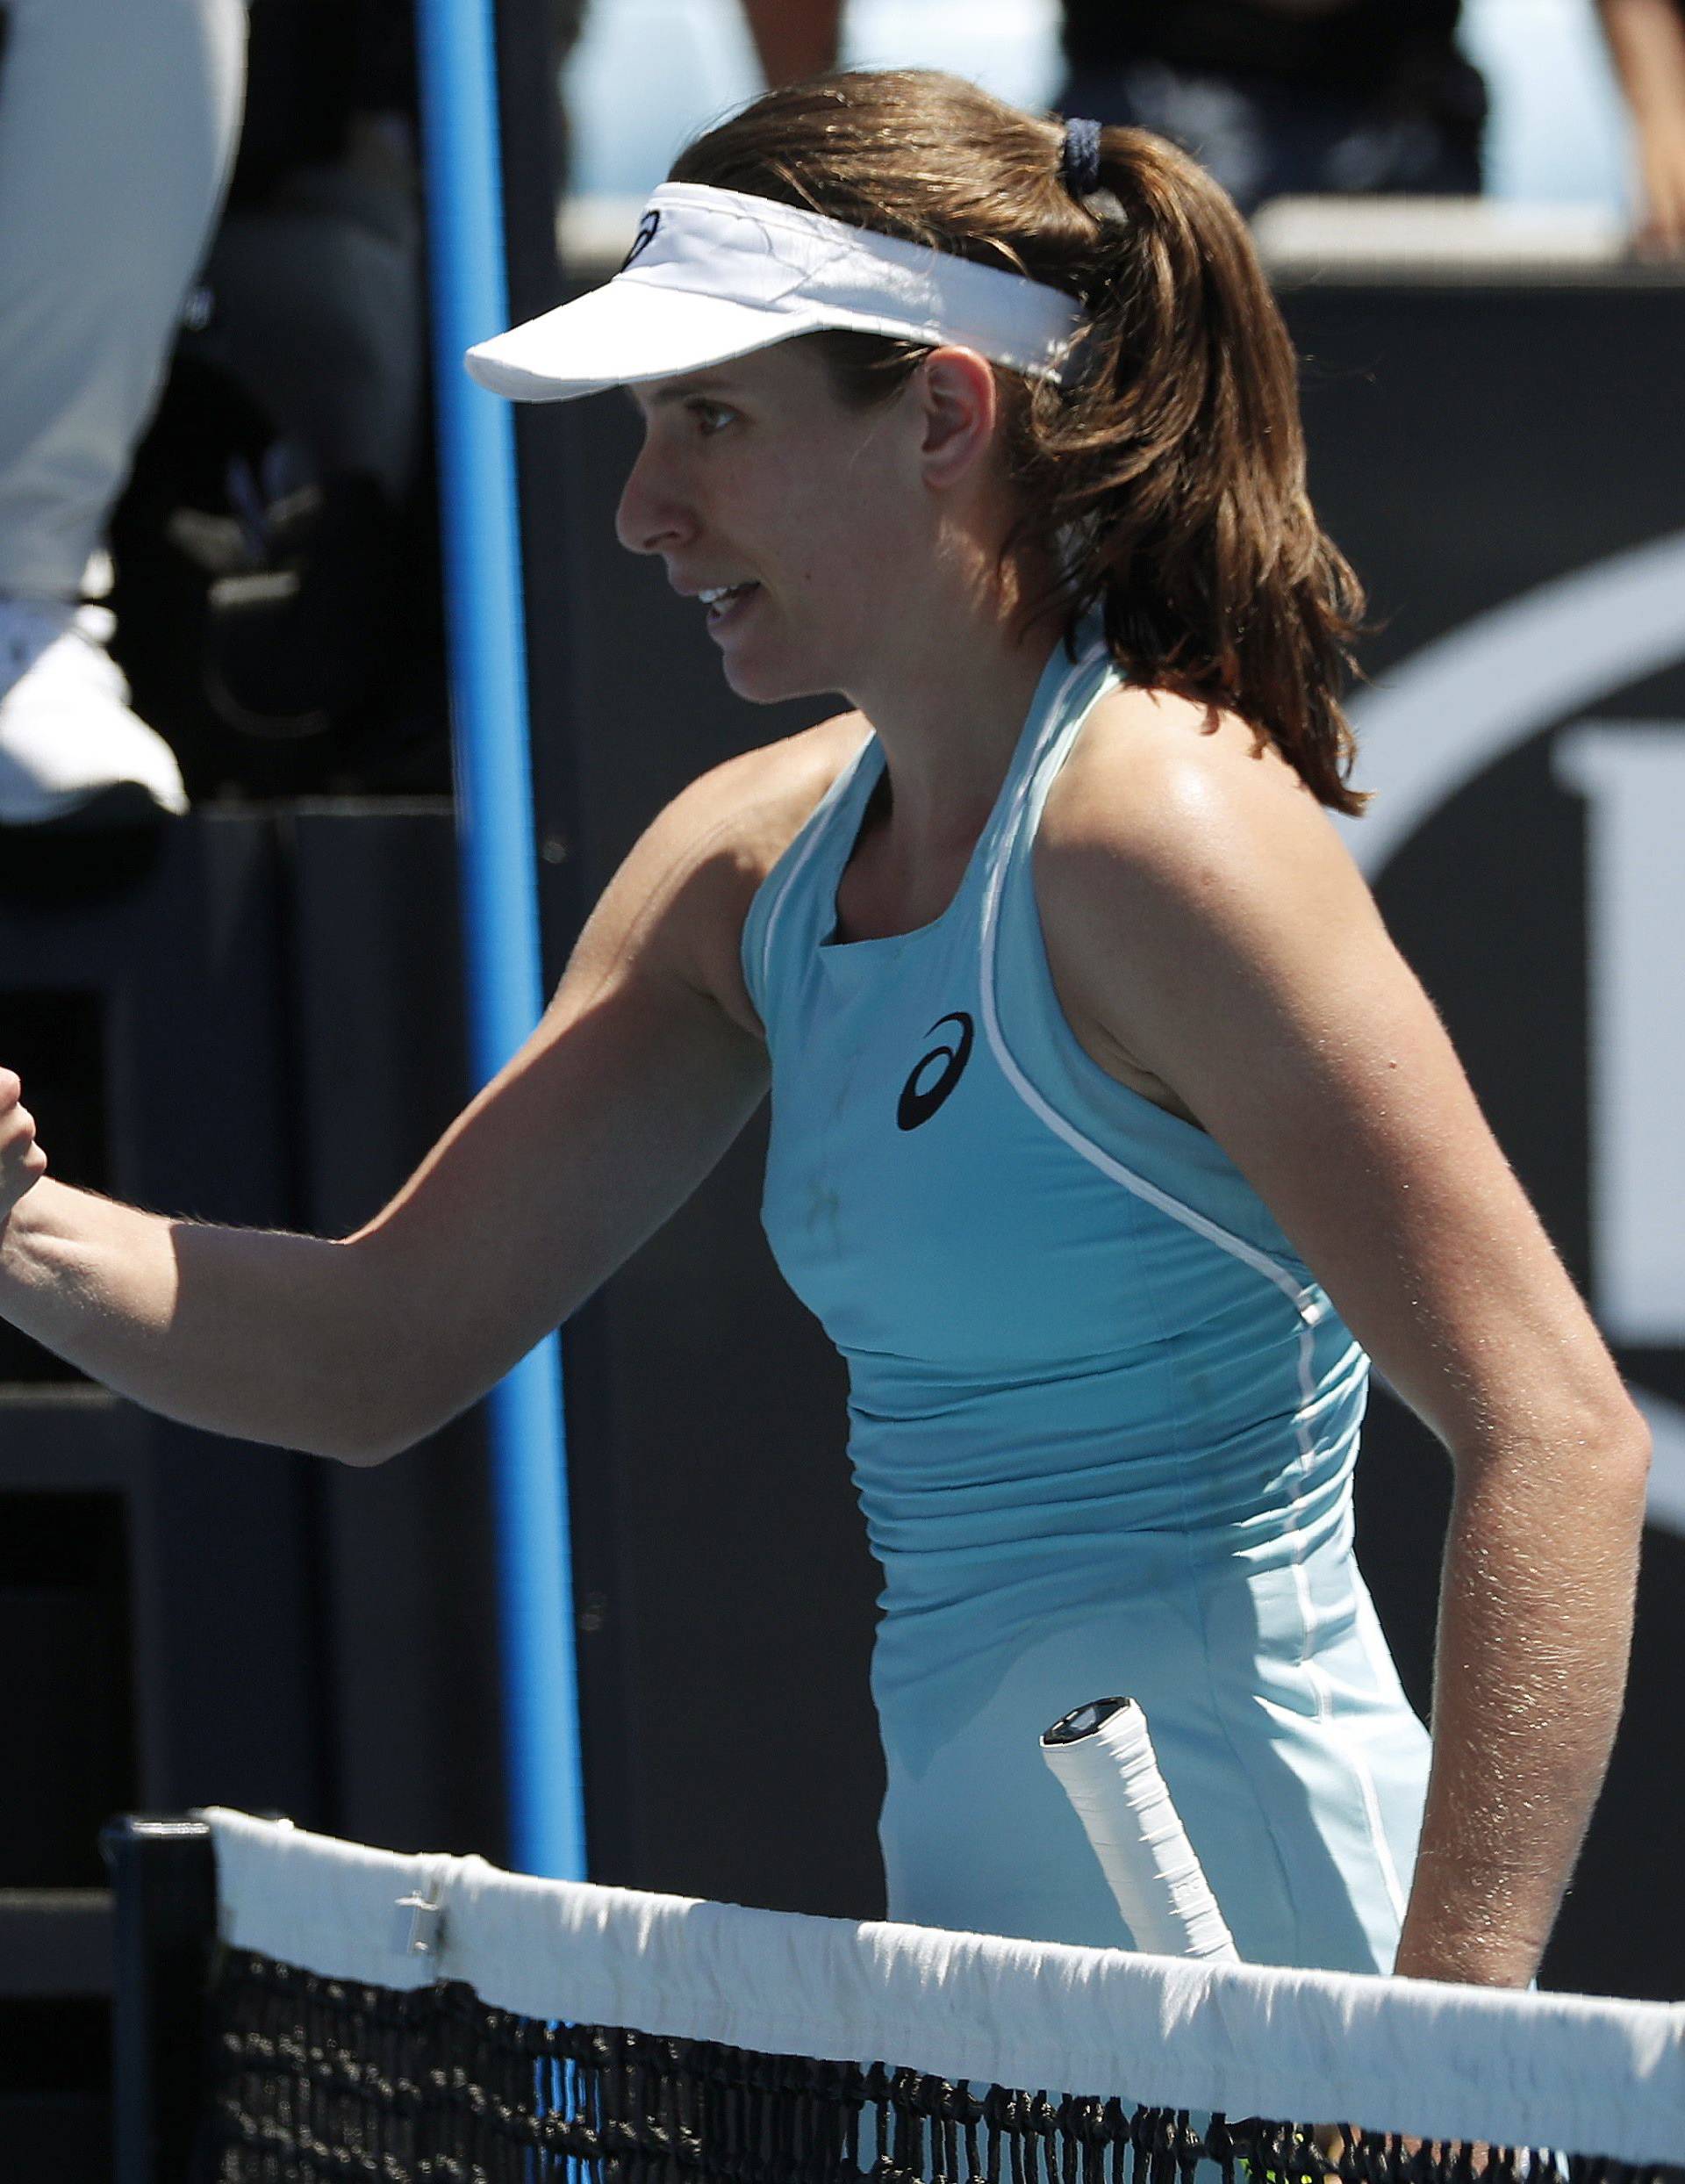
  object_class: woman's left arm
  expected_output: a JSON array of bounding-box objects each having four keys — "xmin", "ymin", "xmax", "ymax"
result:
[{"xmin": 1037, "ymin": 692, "xmax": 1652, "ymax": 1988}]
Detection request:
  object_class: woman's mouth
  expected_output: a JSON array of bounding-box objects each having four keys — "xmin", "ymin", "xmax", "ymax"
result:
[{"xmin": 699, "ymin": 581, "xmax": 760, "ymax": 631}]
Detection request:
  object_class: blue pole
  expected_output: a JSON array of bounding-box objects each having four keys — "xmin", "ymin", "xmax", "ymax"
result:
[{"xmin": 415, "ymin": 0, "xmax": 587, "ymax": 1882}]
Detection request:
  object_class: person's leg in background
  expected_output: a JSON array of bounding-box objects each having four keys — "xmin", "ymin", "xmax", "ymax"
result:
[{"xmin": 0, "ymin": 0, "xmax": 245, "ymax": 830}]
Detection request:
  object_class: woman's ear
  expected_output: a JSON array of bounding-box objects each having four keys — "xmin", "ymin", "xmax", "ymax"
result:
[{"xmin": 914, "ymin": 348, "xmax": 1000, "ymax": 491}]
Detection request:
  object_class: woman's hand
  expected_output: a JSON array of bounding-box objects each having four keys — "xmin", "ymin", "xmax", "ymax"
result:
[{"xmin": 0, "ymin": 1069, "xmax": 47, "ymax": 1225}]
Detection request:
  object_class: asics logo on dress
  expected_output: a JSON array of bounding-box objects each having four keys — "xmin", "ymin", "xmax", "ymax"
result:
[{"xmin": 896, "ymin": 1013, "xmax": 974, "ymax": 1132}]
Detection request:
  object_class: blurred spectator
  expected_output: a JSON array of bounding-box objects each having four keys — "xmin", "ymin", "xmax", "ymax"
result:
[
  {"xmin": 737, "ymin": 3, "xmax": 1484, "ymax": 211},
  {"xmin": 736, "ymin": 2, "xmax": 1487, "ymax": 216},
  {"xmin": 1053, "ymin": 3, "xmax": 1487, "ymax": 214},
  {"xmin": 176, "ymin": 0, "xmax": 426, "ymax": 744},
  {"xmin": 1596, "ymin": 0, "xmax": 1685, "ymax": 246},
  {"xmin": 107, "ymin": 0, "xmax": 454, "ymax": 782},
  {"xmin": 0, "ymin": 0, "xmax": 243, "ymax": 833},
  {"xmin": 737, "ymin": 1, "xmax": 1685, "ymax": 248}
]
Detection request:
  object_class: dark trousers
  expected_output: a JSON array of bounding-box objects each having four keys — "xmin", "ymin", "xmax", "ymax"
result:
[{"xmin": 1057, "ymin": 56, "xmax": 1484, "ymax": 218}]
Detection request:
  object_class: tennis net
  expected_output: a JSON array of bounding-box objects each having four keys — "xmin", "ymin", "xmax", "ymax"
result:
[{"xmin": 136, "ymin": 1808, "xmax": 1685, "ymax": 2180}]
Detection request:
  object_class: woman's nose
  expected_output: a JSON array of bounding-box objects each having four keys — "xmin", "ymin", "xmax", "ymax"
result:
[{"xmin": 615, "ymin": 440, "xmax": 695, "ymax": 557}]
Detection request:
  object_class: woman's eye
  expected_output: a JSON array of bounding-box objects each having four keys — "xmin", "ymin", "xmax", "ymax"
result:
[{"xmin": 691, "ymin": 401, "xmax": 735, "ymax": 436}]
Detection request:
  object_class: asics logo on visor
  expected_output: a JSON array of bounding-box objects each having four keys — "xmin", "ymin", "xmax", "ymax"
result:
[{"xmin": 621, "ymin": 211, "xmax": 662, "ymax": 272}]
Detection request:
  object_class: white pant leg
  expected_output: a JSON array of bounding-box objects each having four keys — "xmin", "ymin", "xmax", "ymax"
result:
[{"xmin": 0, "ymin": 0, "xmax": 246, "ymax": 601}]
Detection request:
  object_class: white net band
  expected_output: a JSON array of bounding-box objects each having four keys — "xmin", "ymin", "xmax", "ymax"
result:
[{"xmin": 202, "ymin": 1806, "xmax": 1685, "ymax": 2165}]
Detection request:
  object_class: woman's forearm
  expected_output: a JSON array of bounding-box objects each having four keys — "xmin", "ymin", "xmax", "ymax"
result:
[
  {"xmin": 0, "ymin": 1177, "xmax": 412, "ymax": 1461},
  {"xmin": 1393, "ymin": 1404, "xmax": 1650, "ymax": 1984}
]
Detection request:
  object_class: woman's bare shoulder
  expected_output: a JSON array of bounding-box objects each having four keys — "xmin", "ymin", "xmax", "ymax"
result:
[
  {"xmin": 1035, "ymin": 680, "xmax": 1369, "ymax": 935},
  {"xmin": 1030, "ymin": 684, "xmax": 1376, "ymax": 1097},
  {"xmin": 1040, "ymin": 683, "xmax": 1330, "ymax": 866},
  {"xmin": 617, "ymin": 711, "xmax": 870, "ymax": 1033},
  {"xmin": 702, "ymin": 710, "xmax": 872, "ymax": 887}
]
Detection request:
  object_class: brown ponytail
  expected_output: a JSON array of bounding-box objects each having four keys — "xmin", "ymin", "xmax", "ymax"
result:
[{"xmin": 671, "ymin": 70, "xmax": 1367, "ymax": 815}]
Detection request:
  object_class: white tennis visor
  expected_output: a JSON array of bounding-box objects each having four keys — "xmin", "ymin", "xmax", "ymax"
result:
[{"xmin": 464, "ymin": 182, "xmax": 1087, "ymax": 402}]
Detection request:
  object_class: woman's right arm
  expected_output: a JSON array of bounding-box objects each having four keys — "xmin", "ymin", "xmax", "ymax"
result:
[{"xmin": 0, "ymin": 750, "xmax": 795, "ymax": 1463}]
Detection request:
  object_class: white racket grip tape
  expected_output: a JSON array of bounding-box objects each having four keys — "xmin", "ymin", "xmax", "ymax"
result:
[{"xmin": 1042, "ymin": 1699, "xmax": 1240, "ymax": 1963}]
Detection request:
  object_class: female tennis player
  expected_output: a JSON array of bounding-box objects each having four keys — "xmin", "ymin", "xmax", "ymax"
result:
[{"xmin": 0, "ymin": 70, "xmax": 1649, "ymax": 1987}]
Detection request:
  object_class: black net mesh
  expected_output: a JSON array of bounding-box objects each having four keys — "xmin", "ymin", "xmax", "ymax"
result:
[{"xmin": 196, "ymin": 1948, "xmax": 1683, "ymax": 2184}]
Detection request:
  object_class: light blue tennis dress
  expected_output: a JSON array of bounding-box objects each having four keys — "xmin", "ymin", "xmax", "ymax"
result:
[{"xmin": 741, "ymin": 627, "xmax": 1430, "ymax": 1974}]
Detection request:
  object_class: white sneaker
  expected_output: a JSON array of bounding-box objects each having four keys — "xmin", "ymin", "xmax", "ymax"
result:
[{"xmin": 0, "ymin": 596, "xmax": 189, "ymax": 829}]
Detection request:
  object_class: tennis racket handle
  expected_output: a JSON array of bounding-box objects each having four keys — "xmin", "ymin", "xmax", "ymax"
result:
[{"xmin": 1042, "ymin": 1698, "xmax": 1240, "ymax": 1963}]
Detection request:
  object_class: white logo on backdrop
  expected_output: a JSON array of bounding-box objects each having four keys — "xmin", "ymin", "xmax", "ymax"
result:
[{"xmin": 1337, "ymin": 528, "xmax": 1685, "ymax": 1536}]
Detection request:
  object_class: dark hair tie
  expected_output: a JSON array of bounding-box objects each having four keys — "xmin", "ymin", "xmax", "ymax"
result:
[{"xmin": 1060, "ymin": 116, "xmax": 1103, "ymax": 198}]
